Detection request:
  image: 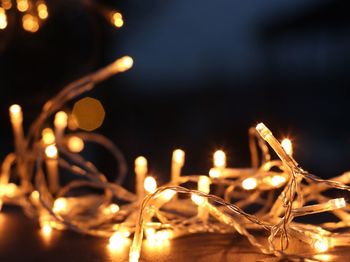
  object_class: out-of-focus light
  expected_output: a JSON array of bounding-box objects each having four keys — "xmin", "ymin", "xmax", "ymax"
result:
[
  {"xmin": 191, "ymin": 193, "xmax": 205, "ymax": 206},
  {"xmin": 54, "ymin": 111, "xmax": 68, "ymax": 129},
  {"xmin": 3, "ymin": 183, "xmax": 17, "ymax": 198},
  {"xmin": 17, "ymin": 0, "xmax": 29, "ymax": 12},
  {"xmin": 144, "ymin": 176, "xmax": 157, "ymax": 194},
  {"xmin": 2, "ymin": 0, "xmax": 12, "ymax": 10},
  {"xmin": 22, "ymin": 14, "xmax": 39, "ymax": 32},
  {"xmin": 108, "ymin": 232, "xmax": 129, "ymax": 250},
  {"xmin": 242, "ymin": 177, "xmax": 257, "ymax": 190},
  {"xmin": 281, "ymin": 138, "xmax": 293, "ymax": 156},
  {"xmin": 37, "ymin": 3, "xmax": 48, "ymax": 19},
  {"xmin": 42, "ymin": 128, "xmax": 55, "ymax": 145},
  {"xmin": 172, "ymin": 149, "xmax": 185, "ymax": 166},
  {"xmin": 53, "ymin": 198, "xmax": 67, "ymax": 213},
  {"xmin": 160, "ymin": 189, "xmax": 176, "ymax": 201},
  {"xmin": 111, "ymin": 12, "xmax": 123, "ymax": 28},
  {"xmin": 0, "ymin": 7, "xmax": 7, "ymax": 29},
  {"xmin": 31, "ymin": 190, "xmax": 40, "ymax": 201},
  {"xmin": 114, "ymin": 56, "xmax": 133, "ymax": 72},
  {"xmin": 209, "ymin": 168, "xmax": 220, "ymax": 178},
  {"xmin": 9, "ymin": 104, "xmax": 22, "ymax": 118},
  {"xmin": 314, "ymin": 238, "xmax": 329, "ymax": 253},
  {"xmin": 214, "ymin": 150, "xmax": 226, "ymax": 168},
  {"xmin": 271, "ymin": 175, "xmax": 286, "ymax": 187},
  {"xmin": 72, "ymin": 97, "xmax": 105, "ymax": 131},
  {"xmin": 41, "ymin": 223, "xmax": 53, "ymax": 236},
  {"xmin": 45, "ymin": 144, "xmax": 58, "ymax": 159},
  {"xmin": 103, "ymin": 204, "xmax": 120, "ymax": 215},
  {"xmin": 329, "ymin": 198, "xmax": 346, "ymax": 209},
  {"xmin": 67, "ymin": 136, "xmax": 84, "ymax": 153}
]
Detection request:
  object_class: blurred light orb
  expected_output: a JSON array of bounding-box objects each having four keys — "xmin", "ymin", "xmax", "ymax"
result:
[
  {"xmin": 0, "ymin": 8, "xmax": 7, "ymax": 30},
  {"xmin": 67, "ymin": 136, "xmax": 84, "ymax": 153},
  {"xmin": 72, "ymin": 97, "xmax": 105, "ymax": 131},
  {"xmin": 22, "ymin": 14, "xmax": 39, "ymax": 33}
]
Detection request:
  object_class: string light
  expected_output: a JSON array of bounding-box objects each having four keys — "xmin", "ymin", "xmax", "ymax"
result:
[
  {"xmin": 67, "ymin": 136, "xmax": 84, "ymax": 153},
  {"xmin": 0, "ymin": 7, "xmax": 7, "ymax": 29},
  {"xmin": 3, "ymin": 59, "xmax": 350, "ymax": 262},
  {"xmin": 281, "ymin": 138, "xmax": 293, "ymax": 156},
  {"xmin": 111, "ymin": 12, "xmax": 123, "ymax": 28}
]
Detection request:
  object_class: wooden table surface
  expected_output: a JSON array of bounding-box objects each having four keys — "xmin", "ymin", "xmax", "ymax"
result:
[{"xmin": 0, "ymin": 206, "xmax": 348, "ymax": 262}]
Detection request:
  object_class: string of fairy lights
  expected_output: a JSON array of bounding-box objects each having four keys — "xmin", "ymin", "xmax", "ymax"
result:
[
  {"xmin": 2, "ymin": 55, "xmax": 350, "ymax": 262},
  {"xmin": 0, "ymin": 0, "xmax": 124, "ymax": 33}
]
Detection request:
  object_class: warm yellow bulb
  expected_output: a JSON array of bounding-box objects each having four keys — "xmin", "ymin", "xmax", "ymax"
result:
[
  {"xmin": 144, "ymin": 176, "xmax": 157, "ymax": 194},
  {"xmin": 191, "ymin": 193, "xmax": 205, "ymax": 206},
  {"xmin": 42, "ymin": 128, "xmax": 55, "ymax": 145},
  {"xmin": 17, "ymin": 0, "xmax": 29, "ymax": 12},
  {"xmin": 198, "ymin": 176, "xmax": 210, "ymax": 193},
  {"xmin": 281, "ymin": 138, "xmax": 293, "ymax": 156},
  {"xmin": 53, "ymin": 198, "xmax": 67, "ymax": 213},
  {"xmin": 41, "ymin": 223, "xmax": 53, "ymax": 236},
  {"xmin": 22, "ymin": 14, "xmax": 39, "ymax": 32},
  {"xmin": 54, "ymin": 111, "xmax": 68, "ymax": 129},
  {"xmin": 4, "ymin": 183, "xmax": 17, "ymax": 198},
  {"xmin": 31, "ymin": 190, "xmax": 40, "ymax": 201},
  {"xmin": 108, "ymin": 232, "xmax": 129, "ymax": 250},
  {"xmin": 209, "ymin": 168, "xmax": 220, "ymax": 178},
  {"xmin": 115, "ymin": 56, "xmax": 133, "ymax": 72},
  {"xmin": 160, "ymin": 189, "xmax": 176, "ymax": 201},
  {"xmin": 45, "ymin": 144, "xmax": 58, "ymax": 158},
  {"xmin": 213, "ymin": 150, "xmax": 226, "ymax": 168},
  {"xmin": 172, "ymin": 149, "xmax": 185, "ymax": 166},
  {"xmin": 9, "ymin": 104, "xmax": 22, "ymax": 117},
  {"xmin": 67, "ymin": 136, "xmax": 84, "ymax": 153},
  {"xmin": 271, "ymin": 175, "xmax": 286, "ymax": 187},
  {"xmin": 135, "ymin": 156, "xmax": 147, "ymax": 168},
  {"xmin": 242, "ymin": 177, "xmax": 257, "ymax": 190},
  {"xmin": 37, "ymin": 3, "xmax": 48, "ymax": 19},
  {"xmin": 314, "ymin": 238, "xmax": 329, "ymax": 253},
  {"xmin": 103, "ymin": 203, "xmax": 120, "ymax": 215},
  {"xmin": 329, "ymin": 198, "xmax": 346, "ymax": 209},
  {"xmin": 0, "ymin": 8, "xmax": 7, "ymax": 29}
]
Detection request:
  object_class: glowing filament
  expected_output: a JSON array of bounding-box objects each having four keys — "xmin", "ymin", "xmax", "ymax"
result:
[
  {"xmin": 281, "ymin": 138, "xmax": 293, "ymax": 156},
  {"xmin": 42, "ymin": 128, "xmax": 55, "ymax": 145},
  {"xmin": 45, "ymin": 144, "xmax": 58, "ymax": 159},
  {"xmin": 213, "ymin": 150, "xmax": 226, "ymax": 168},
  {"xmin": 53, "ymin": 198, "xmax": 67, "ymax": 213},
  {"xmin": 67, "ymin": 136, "xmax": 84, "ymax": 153},
  {"xmin": 0, "ymin": 7, "xmax": 7, "ymax": 29},
  {"xmin": 242, "ymin": 177, "xmax": 257, "ymax": 190},
  {"xmin": 144, "ymin": 176, "xmax": 157, "ymax": 194}
]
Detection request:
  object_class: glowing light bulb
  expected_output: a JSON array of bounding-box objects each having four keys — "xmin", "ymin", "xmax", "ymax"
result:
[
  {"xmin": 135, "ymin": 156, "xmax": 147, "ymax": 171},
  {"xmin": 67, "ymin": 136, "xmax": 84, "ymax": 153},
  {"xmin": 42, "ymin": 128, "xmax": 55, "ymax": 145},
  {"xmin": 0, "ymin": 8, "xmax": 7, "ymax": 29},
  {"xmin": 22, "ymin": 14, "xmax": 39, "ymax": 32},
  {"xmin": 54, "ymin": 111, "xmax": 68, "ymax": 129},
  {"xmin": 111, "ymin": 12, "xmax": 123, "ymax": 28},
  {"xmin": 2, "ymin": 0, "xmax": 12, "ymax": 10},
  {"xmin": 53, "ymin": 198, "xmax": 67, "ymax": 213},
  {"xmin": 172, "ymin": 149, "xmax": 185, "ymax": 166},
  {"xmin": 9, "ymin": 104, "xmax": 22, "ymax": 119},
  {"xmin": 242, "ymin": 177, "xmax": 257, "ymax": 190},
  {"xmin": 41, "ymin": 223, "xmax": 52, "ymax": 236},
  {"xmin": 17, "ymin": 0, "xmax": 29, "ymax": 12},
  {"xmin": 31, "ymin": 190, "xmax": 40, "ymax": 201},
  {"xmin": 37, "ymin": 3, "xmax": 48, "ymax": 19},
  {"xmin": 329, "ymin": 198, "xmax": 346, "ymax": 209},
  {"xmin": 314, "ymin": 238, "xmax": 329, "ymax": 253},
  {"xmin": 4, "ymin": 183, "xmax": 17, "ymax": 198},
  {"xmin": 213, "ymin": 150, "xmax": 226, "ymax": 168},
  {"xmin": 191, "ymin": 193, "xmax": 205, "ymax": 206},
  {"xmin": 209, "ymin": 168, "xmax": 220, "ymax": 178},
  {"xmin": 103, "ymin": 203, "xmax": 120, "ymax": 215},
  {"xmin": 45, "ymin": 144, "xmax": 58, "ymax": 159},
  {"xmin": 161, "ymin": 189, "xmax": 176, "ymax": 201},
  {"xmin": 271, "ymin": 175, "xmax": 287, "ymax": 187},
  {"xmin": 108, "ymin": 232, "xmax": 128, "ymax": 250},
  {"xmin": 144, "ymin": 176, "xmax": 157, "ymax": 194},
  {"xmin": 115, "ymin": 56, "xmax": 133, "ymax": 72},
  {"xmin": 281, "ymin": 138, "xmax": 293, "ymax": 156}
]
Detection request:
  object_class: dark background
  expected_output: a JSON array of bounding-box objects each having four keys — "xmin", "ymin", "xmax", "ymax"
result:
[{"xmin": 1, "ymin": 0, "xmax": 350, "ymax": 190}]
